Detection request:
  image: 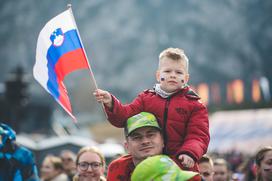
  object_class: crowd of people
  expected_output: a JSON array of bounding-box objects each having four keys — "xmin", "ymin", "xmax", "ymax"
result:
[
  {"xmin": 1, "ymin": 116, "xmax": 272, "ymax": 181},
  {"xmin": 1, "ymin": 48, "xmax": 272, "ymax": 180}
]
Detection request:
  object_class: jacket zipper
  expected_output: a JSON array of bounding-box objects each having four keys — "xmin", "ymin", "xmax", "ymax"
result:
[{"xmin": 163, "ymin": 97, "xmax": 170, "ymax": 154}]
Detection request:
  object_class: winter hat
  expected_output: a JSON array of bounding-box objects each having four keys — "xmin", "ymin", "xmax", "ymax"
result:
[{"xmin": 131, "ymin": 155, "xmax": 199, "ymax": 181}]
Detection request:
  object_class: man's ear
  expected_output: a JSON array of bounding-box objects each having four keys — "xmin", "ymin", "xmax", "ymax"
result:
[
  {"xmin": 160, "ymin": 134, "xmax": 165, "ymax": 148},
  {"xmin": 156, "ymin": 70, "xmax": 161, "ymax": 82},
  {"xmin": 124, "ymin": 140, "xmax": 129, "ymax": 153}
]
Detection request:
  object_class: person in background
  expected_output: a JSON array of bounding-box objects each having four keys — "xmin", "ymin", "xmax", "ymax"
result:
[
  {"xmin": 0, "ymin": 123, "xmax": 39, "ymax": 181},
  {"xmin": 60, "ymin": 150, "xmax": 77, "ymax": 181},
  {"xmin": 94, "ymin": 47, "xmax": 210, "ymax": 171},
  {"xmin": 255, "ymin": 146, "xmax": 272, "ymax": 181},
  {"xmin": 73, "ymin": 146, "xmax": 106, "ymax": 181},
  {"xmin": 131, "ymin": 155, "xmax": 203, "ymax": 181},
  {"xmin": 199, "ymin": 154, "xmax": 214, "ymax": 181},
  {"xmin": 40, "ymin": 155, "xmax": 68, "ymax": 181},
  {"xmin": 107, "ymin": 112, "xmax": 165, "ymax": 181},
  {"xmin": 213, "ymin": 158, "xmax": 230, "ymax": 181},
  {"xmin": 239, "ymin": 156, "xmax": 256, "ymax": 181}
]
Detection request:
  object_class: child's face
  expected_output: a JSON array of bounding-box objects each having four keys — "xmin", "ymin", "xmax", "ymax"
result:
[{"xmin": 156, "ymin": 57, "xmax": 189, "ymax": 93}]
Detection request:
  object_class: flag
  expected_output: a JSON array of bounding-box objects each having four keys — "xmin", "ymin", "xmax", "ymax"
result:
[{"xmin": 33, "ymin": 8, "xmax": 89, "ymax": 121}]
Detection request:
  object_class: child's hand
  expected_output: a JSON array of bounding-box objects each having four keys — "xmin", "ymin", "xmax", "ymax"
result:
[
  {"xmin": 178, "ymin": 154, "xmax": 195, "ymax": 168},
  {"xmin": 93, "ymin": 89, "xmax": 113, "ymax": 109}
]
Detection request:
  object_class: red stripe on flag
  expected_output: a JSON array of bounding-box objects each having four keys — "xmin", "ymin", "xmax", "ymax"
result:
[
  {"xmin": 54, "ymin": 48, "xmax": 89, "ymax": 114},
  {"xmin": 55, "ymin": 48, "xmax": 89, "ymax": 81},
  {"xmin": 58, "ymin": 82, "xmax": 72, "ymax": 112}
]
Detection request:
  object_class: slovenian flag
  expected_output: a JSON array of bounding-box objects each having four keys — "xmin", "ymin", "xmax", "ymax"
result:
[{"xmin": 33, "ymin": 8, "xmax": 90, "ymax": 121}]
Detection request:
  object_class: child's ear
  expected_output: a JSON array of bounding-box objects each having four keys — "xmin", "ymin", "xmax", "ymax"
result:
[{"xmin": 156, "ymin": 70, "xmax": 161, "ymax": 82}]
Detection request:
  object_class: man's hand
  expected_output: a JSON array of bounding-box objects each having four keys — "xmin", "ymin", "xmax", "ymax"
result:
[
  {"xmin": 93, "ymin": 89, "xmax": 113, "ymax": 109},
  {"xmin": 178, "ymin": 154, "xmax": 195, "ymax": 168}
]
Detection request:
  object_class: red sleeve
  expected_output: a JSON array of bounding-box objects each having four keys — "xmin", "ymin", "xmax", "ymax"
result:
[
  {"xmin": 107, "ymin": 155, "xmax": 135, "ymax": 181},
  {"xmin": 104, "ymin": 93, "xmax": 145, "ymax": 128},
  {"xmin": 107, "ymin": 160, "xmax": 121, "ymax": 181},
  {"xmin": 176, "ymin": 101, "xmax": 210, "ymax": 161},
  {"xmin": 188, "ymin": 175, "xmax": 203, "ymax": 181}
]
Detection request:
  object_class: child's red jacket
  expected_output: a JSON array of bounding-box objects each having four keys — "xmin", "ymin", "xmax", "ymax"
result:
[{"xmin": 105, "ymin": 86, "xmax": 210, "ymax": 171}]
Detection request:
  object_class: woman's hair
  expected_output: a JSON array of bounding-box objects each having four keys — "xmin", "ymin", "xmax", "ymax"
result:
[
  {"xmin": 255, "ymin": 146, "xmax": 272, "ymax": 181},
  {"xmin": 44, "ymin": 155, "xmax": 64, "ymax": 171},
  {"xmin": 76, "ymin": 146, "xmax": 105, "ymax": 167},
  {"xmin": 255, "ymin": 146, "xmax": 272, "ymax": 166}
]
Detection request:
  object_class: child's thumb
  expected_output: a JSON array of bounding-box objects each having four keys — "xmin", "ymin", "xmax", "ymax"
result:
[{"xmin": 178, "ymin": 155, "xmax": 184, "ymax": 162}]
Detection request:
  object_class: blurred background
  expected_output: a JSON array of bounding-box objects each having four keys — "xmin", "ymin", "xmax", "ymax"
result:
[{"xmin": 0, "ymin": 0, "xmax": 271, "ymax": 167}]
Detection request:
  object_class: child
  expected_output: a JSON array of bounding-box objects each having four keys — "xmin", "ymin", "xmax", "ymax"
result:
[{"xmin": 94, "ymin": 47, "xmax": 210, "ymax": 171}]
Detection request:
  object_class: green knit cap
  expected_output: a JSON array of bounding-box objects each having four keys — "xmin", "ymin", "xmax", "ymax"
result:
[
  {"xmin": 125, "ymin": 112, "xmax": 161, "ymax": 136},
  {"xmin": 131, "ymin": 155, "xmax": 199, "ymax": 181}
]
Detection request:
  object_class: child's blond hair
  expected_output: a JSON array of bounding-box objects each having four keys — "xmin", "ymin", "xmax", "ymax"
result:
[{"xmin": 159, "ymin": 48, "xmax": 189, "ymax": 73}]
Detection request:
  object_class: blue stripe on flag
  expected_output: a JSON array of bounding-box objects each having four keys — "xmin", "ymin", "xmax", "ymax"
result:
[
  {"xmin": 46, "ymin": 29, "xmax": 82, "ymax": 66},
  {"xmin": 46, "ymin": 29, "xmax": 82, "ymax": 99}
]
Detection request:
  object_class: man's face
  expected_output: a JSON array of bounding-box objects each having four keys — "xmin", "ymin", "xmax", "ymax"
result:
[
  {"xmin": 213, "ymin": 165, "xmax": 228, "ymax": 181},
  {"xmin": 60, "ymin": 151, "xmax": 76, "ymax": 173},
  {"xmin": 125, "ymin": 127, "xmax": 164, "ymax": 165},
  {"xmin": 199, "ymin": 162, "xmax": 214, "ymax": 181}
]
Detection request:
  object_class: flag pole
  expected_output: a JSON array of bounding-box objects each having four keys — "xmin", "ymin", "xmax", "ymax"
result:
[
  {"xmin": 67, "ymin": 4, "xmax": 98, "ymax": 89},
  {"xmin": 66, "ymin": 4, "xmax": 108, "ymax": 119}
]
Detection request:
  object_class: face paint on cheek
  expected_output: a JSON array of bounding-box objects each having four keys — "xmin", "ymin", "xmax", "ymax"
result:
[
  {"xmin": 160, "ymin": 73, "xmax": 166, "ymax": 81},
  {"xmin": 159, "ymin": 73, "xmax": 186, "ymax": 85},
  {"xmin": 177, "ymin": 75, "xmax": 185, "ymax": 84}
]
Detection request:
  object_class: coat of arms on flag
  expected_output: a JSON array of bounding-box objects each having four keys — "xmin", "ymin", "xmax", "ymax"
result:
[{"xmin": 50, "ymin": 28, "xmax": 65, "ymax": 46}]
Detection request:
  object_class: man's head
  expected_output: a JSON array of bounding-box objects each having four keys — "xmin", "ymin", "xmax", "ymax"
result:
[
  {"xmin": 60, "ymin": 150, "xmax": 76, "ymax": 175},
  {"xmin": 124, "ymin": 112, "xmax": 164, "ymax": 165},
  {"xmin": 157, "ymin": 48, "xmax": 190, "ymax": 93},
  {"xmin": 199, "ymin": 155, "xmax": 214, "ymax": 181}
]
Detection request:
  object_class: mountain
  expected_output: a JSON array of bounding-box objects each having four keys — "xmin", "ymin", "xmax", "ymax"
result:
[{"xmin": 0, "ymin": 0, "xmax": 271, "ymax": 123}]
